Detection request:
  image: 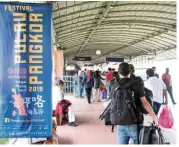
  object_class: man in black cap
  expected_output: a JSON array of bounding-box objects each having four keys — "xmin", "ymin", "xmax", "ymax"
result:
[
  {"xmin": 115, "ymin": 62, "xmax": 158, "ymax": 144},
  {"xmin": 152, "ymin": 67, "xmax": 159, "ymax": 78},
  {"xmin": 129, "ymin": 64, "xmax": 144, "ymax": 85}
]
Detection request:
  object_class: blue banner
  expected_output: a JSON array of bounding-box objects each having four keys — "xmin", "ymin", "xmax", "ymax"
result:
[{"xmin": 0, "ymin": 2, "xmax": 52, "ymax": 138}]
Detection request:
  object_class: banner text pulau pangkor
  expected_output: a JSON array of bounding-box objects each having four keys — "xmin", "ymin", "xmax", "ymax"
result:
[{"xmin": 0, "ymin": 2, "xmax": 52, "ymax": 138}]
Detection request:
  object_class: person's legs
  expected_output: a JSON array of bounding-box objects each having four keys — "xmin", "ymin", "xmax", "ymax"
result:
[
  {"xmin": 107, "ymin": 82, "xmax": 112, "ymax": 98},
  {"xmin": 91, "ymin": 88, "xmax": 93, "ymax": 100},
  {"xmin": 56, "ymin": 115, "xmax": 60, "ymax": 126},
  {"xmin": 68, "ymin": 106, "xmax": 78, "ymax": 127},
  {"xmin": 75, "ymin": 83, "xmax": 79, "ymax": 97},
  {"xmin": 153, "ymin": 101, "xmax": 161, "ymax": 115},
  {"xmin": 117, "ymin": 125, "xmax": 130, "ymax": 144},
  {"xmin": 93, "ymin": 88, "xmax": 97, "ymax": 101},
  {"xmin": 79, "ymin": 83, "xmax": 83, "ymax": 97},
  {"xmin": 97, "ymin": 88, "xmax": 101, "ymax": 101},
  {"xmin": 68, "ymin": 106, "xmax": 75, "ymax": 123},
  {"xmin": 85, "ymin": 88, "xmax": 91, "ymax": 104},
  {"xmin": 88, "ymin": 88, "xmax": 92, "ymax": 103},
  {"xmin": 128, "ymin": 124, "xmax": 139, "ymax": 144},
  {"xmin": 167, "ymin": 86, "xmax": 176, "ymax": 104}
]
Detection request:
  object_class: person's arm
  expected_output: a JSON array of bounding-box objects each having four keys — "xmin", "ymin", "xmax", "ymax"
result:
[
  {"xmin": 90, "ymin": 78, "xmax": 94, "ymax": 87},
  {"xmin": 100, "ymin": 75, "xmax": 105, "ymax": 80},
  {"xmin": 162, "ymin": 74, "xmax": 166, "ymax": 83},
  {"xmin": 134, "ymin": 82, "xmax": 158, "ymax": 125},
  {"xmin": 163, "ymin": 81, "xmax": 168, "ymax": 104},
  {"xmin": 163, "ymin": 89, "xmax": 168, "ymax": 104},
  {"xmin": 140, "ymin": 97, "xmax": 158, "ymax": 125},
  {"xmin": 82, "ymin": 76, "xmax": 86, "ymax": 87},
  {"xmin": 105, "ymin": 74, "xmax": 108, "ymax": 86},
  {"xmin": 169, "ymin": 74, "xmax": 172, "ymax": 86}
]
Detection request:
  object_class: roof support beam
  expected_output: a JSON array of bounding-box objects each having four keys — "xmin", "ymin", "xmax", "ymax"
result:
[
  {"xmin": 56, "ymin": 24, "xmax": 95, "ymax": 34},
  {"xmin": 76, "ymin": 1, "xmax": 115, "ymax": 56},
  {"xmin": 57, "ymin": 28, "xmax": 157, "ymax": 40},
  {"xmin": 54, "ymin": 14, "xmax": 98, "ymax": 26},
  {"xmin": 56, "ymin": 21, "xmax": 96, "ymax": 33},
  {"xmin": 105, "ymin": 15, "xmax": 175, "ymax": 22},
  {"xmin": 109, "ymin": 10, "xmax": 175, "ymax": 15},
  {"xmin": 93, "ymin": 28, "xmax": 172, "ymax": 61},
  {"xmin": 53, "ymin": 9, "xmax": 175, "ymax": 26},
  {"xmin": 113, "ymin": 3, "xmax": 175, "ymax": 8},
  {"xmin": 57, "ymin": 21, "xmax": 175, "ymax": 36},
  {"xmin": 57, "ymin": 29, "xmax": 92, "ymax": 38},
  {"xmin": 53, "ymin": 7, "xmax": 103, "ymax": 21},
  {"xmin": 57, "ymin": 25, "xmax": 160, "ymax": 36},
  {"xmin": 53, "ymin": 2, "xmax": 175, "ymax": 19},
  {"xmin": 53, "ymin": 1, "xmax": 97, "ymax": 13}
]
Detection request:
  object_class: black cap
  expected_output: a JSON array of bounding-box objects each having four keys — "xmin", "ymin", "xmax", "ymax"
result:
[
  {"xmin": 146, "ymin": 68, "xmax": 154, "ymax": 77},
  {"xmin": 118, "ymin": 62, "xmax": 131, "ymax": 76}
]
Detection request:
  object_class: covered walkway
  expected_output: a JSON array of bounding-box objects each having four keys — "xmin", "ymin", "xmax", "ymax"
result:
[{"xmin": 56, "ymin": 95, "xmax": 176, "ymax": 144}]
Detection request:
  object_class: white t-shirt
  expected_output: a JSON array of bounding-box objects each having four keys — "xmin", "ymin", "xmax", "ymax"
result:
[{"xmin": 144, "ymin": 77, "xmax": 166, "ymax": 104}]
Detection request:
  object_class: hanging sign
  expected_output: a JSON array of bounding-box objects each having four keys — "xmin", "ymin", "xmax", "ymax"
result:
[{"xmin": 0, "ymin": 2, "xmax": 52, "ymax": 138}]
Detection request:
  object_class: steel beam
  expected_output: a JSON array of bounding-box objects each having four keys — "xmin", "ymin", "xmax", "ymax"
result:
[
  {"xmin": 76, "ymin": 2, "xmax": 115, "ymax": 56},
  {"xmin": 57, "ymin": 21, "xmax": 175, "ymax": 36}
]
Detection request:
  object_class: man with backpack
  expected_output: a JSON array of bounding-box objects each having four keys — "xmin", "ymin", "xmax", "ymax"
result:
[
  {"xmin": 129, "ymin": 64, "xmax": 143, "ymax": 84},
  {"xmin": 111, "ymin": 63, "xmax": 158, "ymax": 144}
]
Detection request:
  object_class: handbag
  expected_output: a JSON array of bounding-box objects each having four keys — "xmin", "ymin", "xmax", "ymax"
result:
[
  {"xmin": 159, "ymin": 105, "xmax": 174, "ymax": 129},
  {"xmin": 139, "ymin": 123, "xmax": 169, "ymax": 144},
  {"xmin": 99, "ymin": 81, "xmax": 104, "ymax": 90}
]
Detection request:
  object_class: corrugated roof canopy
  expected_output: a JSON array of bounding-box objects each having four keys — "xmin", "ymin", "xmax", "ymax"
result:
[{"xmin": 52, "ymin": 1, "xmax": 176, "ymax": 64}]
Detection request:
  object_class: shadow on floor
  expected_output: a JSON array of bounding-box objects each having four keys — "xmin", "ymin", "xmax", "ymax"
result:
[{"xmin": 59, "ymin": 137, "xmax": 73, "ymax": 144}]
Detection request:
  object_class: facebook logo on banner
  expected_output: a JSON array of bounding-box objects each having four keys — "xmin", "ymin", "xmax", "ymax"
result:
[{"xmin": 106, "ymin": 57, "xmax": 124, "ymax": 62}]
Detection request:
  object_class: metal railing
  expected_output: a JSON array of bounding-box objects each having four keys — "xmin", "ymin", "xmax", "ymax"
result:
[
  {"xmin": 62, "ymin": 76, "xmax": 86, "ymax": 96},
  {"xmin": 62, "ymin": 76, "xmax": 76, "ymax": 95}
]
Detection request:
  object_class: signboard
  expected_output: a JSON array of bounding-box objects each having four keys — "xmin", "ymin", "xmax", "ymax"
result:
[
  {"xmin": 106, "ymin": 57, "xmax": 124, "ymax": 62},
  {"xmin": 84, "ymin": 64, "xmax": 93, "ymax": 67},
  {"xmin": 73, "ymin": 56, "xmax": 92, "ymax": 61},
  {"xmin": 0, "ymin": 2, "xmax": 52, "ymax": 138}
]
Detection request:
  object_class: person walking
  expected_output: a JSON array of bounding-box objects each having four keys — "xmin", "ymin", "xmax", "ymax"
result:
[
  {"xmin": 162, "ymin": 68, "xmax": 176, "ymax": 105},
  {"xmin": 106, "ymin": 68, "xmax": 113, "ymax": 97},
  {"xmin": 75, "ymin": 70, "xmax": 84, "ymax": 98},
  {"xmin": 152, "ymin": 67, "xmax": 159, "ymax": 78},
  {"xmin": 83, "ymin": 70, "xmax": 94, "ymax": 104},
  {"xmin": 93, "ymin": 70, "xmax": 104, "ymax": 102},
  {"xmin": 114, "ymin": 63, "xmax": 158, "ymax": 144},
  {"xmin": 145, "ymin": 68, "xmax": 168, "ymax": 115}
]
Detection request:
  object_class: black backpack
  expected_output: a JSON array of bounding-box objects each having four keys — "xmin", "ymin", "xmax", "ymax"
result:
[
  {"xmin": 130, "ymin": 75, "xmax": 153, "ymax": 114},
  {"xmin": 110, "ymin": 80, "xmax": 141, "ymax": 125}
]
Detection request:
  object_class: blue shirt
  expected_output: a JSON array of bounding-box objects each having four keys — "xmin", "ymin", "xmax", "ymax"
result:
[{"xmin": 83, "ymin": 75, "xmax": 94, "ymax": 88}]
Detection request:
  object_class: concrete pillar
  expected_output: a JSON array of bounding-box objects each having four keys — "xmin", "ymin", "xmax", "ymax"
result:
[{"xmin": 53, "ymin": 50, "xmax": 64, "ymax": 79}]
